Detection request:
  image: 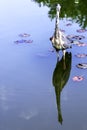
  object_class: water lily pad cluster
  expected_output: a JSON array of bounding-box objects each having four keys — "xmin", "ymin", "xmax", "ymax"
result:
[
  {"xmin": 74, "ymin": 32, "xmax": 87, "ymax": 70},
  {"xmin": 67, "ymin": 35, "xmax": 85, "ymax": 44},
  {"xmin": 65, "ymin": 25, "xmax": 87, "ymax": 82},
  {"xmin": 72, "ymin": 29, "xmax": 87, "ymax": 81},
  {"xmin": 14, "ymin": 33, "xmax": 33, "ymax": 44},
  {"xmin": 65, "ymin": 25, "xmax": 87, "ymax": 45}
]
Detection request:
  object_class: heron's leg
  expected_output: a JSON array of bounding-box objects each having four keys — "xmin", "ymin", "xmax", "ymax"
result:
[
  {"xmin": 56, "ymin": 51, "xmax": 60, "ymax": 61},
  {"xmin": 63, "ymin": 50, "xmax": 66, "ymax": 69},
  {"xmin": 63, "ymin": 50, "xmax": 66, "ymax": 60}
]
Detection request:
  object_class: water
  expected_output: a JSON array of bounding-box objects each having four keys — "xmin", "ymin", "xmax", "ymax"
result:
[{"xmin": 0, "ymin": 0, "xmax": 87, "ymax": 130}]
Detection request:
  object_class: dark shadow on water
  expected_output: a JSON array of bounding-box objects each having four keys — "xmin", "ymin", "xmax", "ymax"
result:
[{"xmin": 52, "ymin": 52, "xmax": 72, "ymax": 124}]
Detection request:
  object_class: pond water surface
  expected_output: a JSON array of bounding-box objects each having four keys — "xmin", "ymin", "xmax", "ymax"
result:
[{"xmin": 0, "ymin": 0, "xmax": 87, "ymax": 130}]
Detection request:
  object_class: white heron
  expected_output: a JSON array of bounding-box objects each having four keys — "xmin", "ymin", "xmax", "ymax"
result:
[{"xmin": 50, "ymin": 4, "xmax": 72, "ymax": 59}]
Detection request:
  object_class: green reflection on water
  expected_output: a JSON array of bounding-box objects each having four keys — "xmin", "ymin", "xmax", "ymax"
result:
[
  {"xmin": 33, "ymin": 0, "xmax": 87, "ymax": 28},
  {"xmin": 52, "ymin": 52, "xmax": 72, "ymax": 124}
]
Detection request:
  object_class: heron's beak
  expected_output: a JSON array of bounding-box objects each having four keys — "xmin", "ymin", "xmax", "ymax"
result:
[{"xmin": 50, "ymin": 36, "xmax": 53, "ymax": 41}]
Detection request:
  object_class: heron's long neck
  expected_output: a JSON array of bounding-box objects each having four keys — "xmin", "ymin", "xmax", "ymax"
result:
[
  {"xmin": 55, "ymin": 9, "xmax": 60, "ymax": 39},
  {"xmin": 56, "ymin": 10, "xmax": 59, "ymax": 28}
]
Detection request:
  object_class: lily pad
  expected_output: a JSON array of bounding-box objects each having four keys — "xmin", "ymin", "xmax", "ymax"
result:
[
  {"xmin": 25, "ymin": 40, "xmax": 33, "ymax": 43},
  {"xmin": 77, "ymin": 29, "xmax": 87, "ymax": 33},
  {"xmin": 72, "ymin": 76, "xmax": 84, "ymax": 81},
  {"xmin": 14, "ymin": 39, "xmax": 33, "ymax": 44},
  {"xmin": 60, "ymin": 29, "xmax": 65, "ymax": 32},
  {"xmin": 76, "ymin": 42, "xmax": 87, "ymax": 47},
  {"xmin": 75, "ymin": 53, "xmax": 87, "ymax": 58},
  {"xmin": 19, "ymin": 33, "xmax": 30, "ymax": 37},
  {"xmin": 67, "ymin": 35, "xmax": 85, "ymax": 41},
  {"xmin": 76, "ymin": 63, "xmax": 87, "ymax": 69},
  {"xmin": 14, "ymin": 39, "xmax": 26, "ymax": 44},
  {"xmin": 66, "ymin": 23, "xmax": 72, "ymax": 26},
  {"xmin": 67, "ymin": 19, "xmax": 72, "ymax": 22}
]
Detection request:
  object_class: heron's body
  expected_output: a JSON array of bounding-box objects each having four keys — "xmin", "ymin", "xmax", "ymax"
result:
[{"xmin": 50, "ymin": 4, "xmax": 71, "ymax": 59}]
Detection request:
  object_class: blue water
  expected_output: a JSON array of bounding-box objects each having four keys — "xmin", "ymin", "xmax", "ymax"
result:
[{"xmin": 0, "ymin": 0, "xmax": 87, "ymax": 130}]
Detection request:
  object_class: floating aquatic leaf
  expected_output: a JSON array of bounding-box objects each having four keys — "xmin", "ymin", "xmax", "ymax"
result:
[
  {"xmin": 75, "ymin": 53, "xmax": 87, "ymax": 58},
  {"xmin": 14, "ymin": 39, "xmax": 26, "ymax": 44},
  {"xmin": 72, "ymin": 76, "xmax": 84, "ymax": 81},
  {"xmin": 77, "ymin": 29, "xmax": 87, "ymax": 33},
  {"xmin": 66, "ymin": 23, "xmax": 72, "ymax": 26},
  {"xmin": 76, "ymin": 42, "xmax": 87, "ymax": 47},
  {"xmin": 25, "ymin": 40, "xmax": 33, "ymax": 43},
  {"xmin": 19, "ymin": 33, "xmax": 30, "ymax": 37},
  {"xmin": 72, "ymin": 41, "xmax": 87, "ymax": 46},
  {"xmin": 67, "ymin": 19, "xmax": 72, "ymax": 22},
  {"xmin": 60, "ymin": 29, "xmax": 65, "ymax": 32},
  {"xmin": 14, "ymin": 39, "xmax": 33, "ymax": 44},
  {"xmin": 76, "ymin": 63, "xmax": 87, "ymax": 69},
  {"xmin": 67, "ymin": 35, "xmax": 85, "ymax": 41}
]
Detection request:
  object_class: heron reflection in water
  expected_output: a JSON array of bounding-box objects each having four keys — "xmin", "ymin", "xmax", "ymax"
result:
[{"xmin": 52, "ymin": 52, "xmax": 72, "ymax": 124}]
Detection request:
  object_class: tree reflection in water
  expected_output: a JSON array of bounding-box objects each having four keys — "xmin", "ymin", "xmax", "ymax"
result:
[
  {"xmin": 33, "ymin": 0, "xmax": 87, "ymax": 28},
  {"xmin": 52, "ymin": 52, "xmax": 72, "ymax": 124}
]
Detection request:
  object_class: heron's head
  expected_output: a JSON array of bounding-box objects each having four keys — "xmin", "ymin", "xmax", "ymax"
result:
[{"xmin": 57, "ymin": 4, "xmax": 61, "ymax": 12}]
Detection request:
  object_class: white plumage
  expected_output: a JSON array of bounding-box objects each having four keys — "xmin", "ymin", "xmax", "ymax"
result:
[{"xmin": 50, "ymin": 4, "xmax": 71, "ymax": 59}]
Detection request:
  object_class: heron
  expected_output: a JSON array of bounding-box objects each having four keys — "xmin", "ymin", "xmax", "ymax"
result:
[{"xmin": 50, "ymin": 4, "xmax": 72, "ymax": 59}]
